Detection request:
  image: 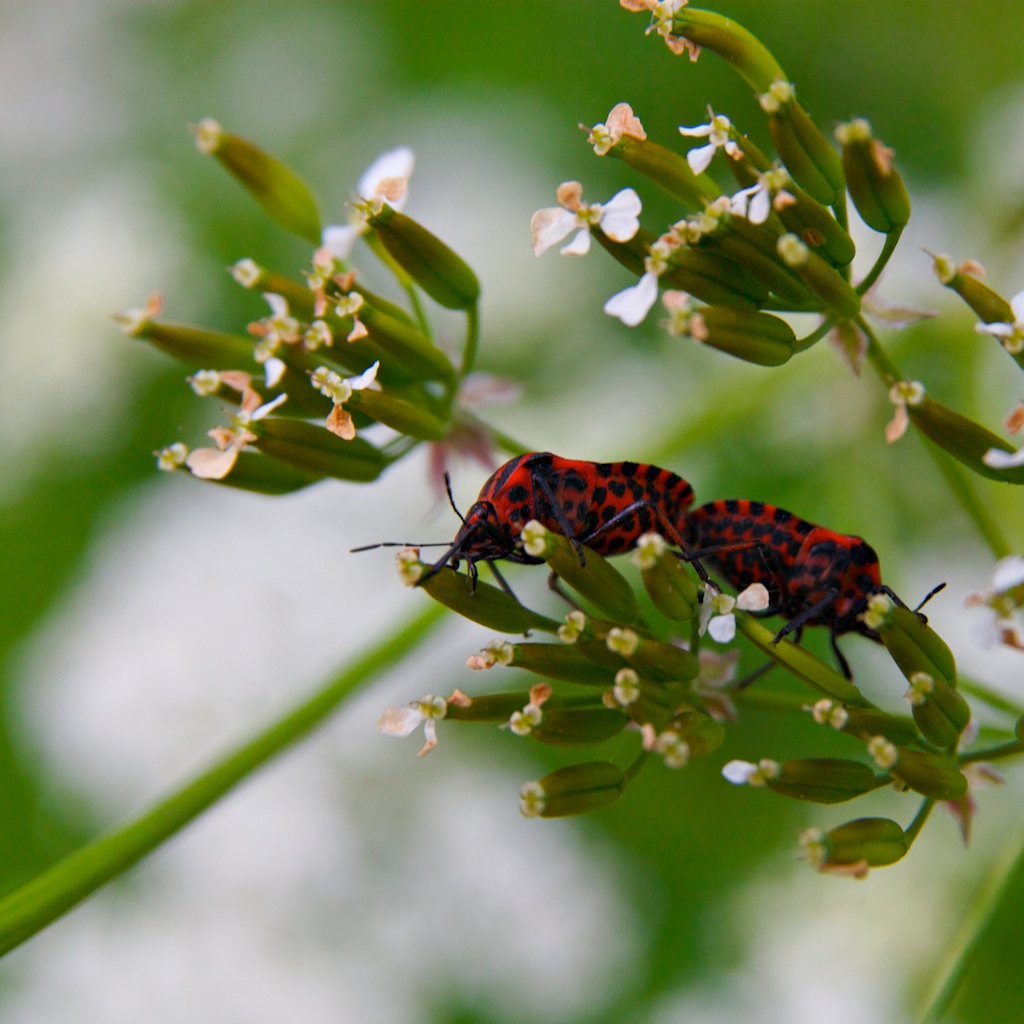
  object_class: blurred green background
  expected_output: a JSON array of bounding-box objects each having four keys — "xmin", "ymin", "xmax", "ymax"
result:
[{"xmin": 2, "ymin": 1, "xmax": 1024, "ymax": 1021}]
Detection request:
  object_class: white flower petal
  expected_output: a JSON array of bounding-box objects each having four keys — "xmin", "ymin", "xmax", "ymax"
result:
[
  {"xmin": 747, "ymin": 186, "xmax": 771, "ymax": 225},
  {"xmin": 603, "ymin": 271, "xmax": 659, "ymax": 327},
  {"xmin": 348, "ymin": 360, "xmax": 380, "ymax": 391},
  {"xmin": 1009, "ymin": 289, "xmax": 1024, "ymax": 323},
  {"xmin": 992, "ymin": 555, "xmax": 1024, "ymax": 592},
  {"xmin": 976, "ymin": 321, "xmax": 1013, "ymax": 339},
  {"xmin": 263, "ymin": 357, "xmax": 287, "ymax": 389},
  {"xmin": 560, "ymin": 227, "xmax": 593, "ymax": 256},
  {"xmin": 599, "ymin": 188, "xmax": 642, "ymax": 242},
  {"xmin": 686, "ymin": 143, "xmax": 716, "ymax": 175},
  {"xmin": 982, "ymin": 446, "xmax": 1024, "ymax": 469},
  {"xmin": 358, "ymin": 146, "xmax": 415, "ymax": 206},
  {"xmin": 707, "ymin": 613, "xmax": 737, "ymax": 644},
  {"xmin": 263, "ymin": 292, "xmax": 288, "ymax": 317},
  {"xmin": 376, "ymin": 706, "xmax": 423, "ymax": 737},
  {"xmin": 322, "ymin": 224, "xmax": 361, "ymax": 259},
  {"xmin": 530, "ymin": 207, "xmax": 578, "ymax": 256},
  {"xmin": 721, "ymin": 760, "xmax": 758, "ymax": 785},
  {"xmin": 678, "ymin": 123, "xmax": 714, "ymax": 139},
  {"xmin": 251, "ymin": 392, "xmax": 289, "ymax": 420}
]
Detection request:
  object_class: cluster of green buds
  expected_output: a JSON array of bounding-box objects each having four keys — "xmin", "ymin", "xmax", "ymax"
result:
[
  {"xmin": 119, "ymin": 119, "xmax": 490, "ymax": 495},
  {"xmin": 527, "ymin": 2, "xmax": 1024, "ymax": 488},
  {"xmin": 379, "ymin": 523, "xmax": 1021, "ymax": 871}
]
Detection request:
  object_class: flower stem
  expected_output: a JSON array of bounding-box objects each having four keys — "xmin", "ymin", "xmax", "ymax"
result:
[
  {"xmin": 959, "ymin": 739, "xmax": 1024, "ymax": 766},
  {"xmin": 903, "ymin": 797, "xmax": 935, "ymax": 849},
  {"xmin": 461, "ymin": 303, "xmax": 480, "ymax": 377},
  {"xmin": 0, "ymin": 601, "xmax": 446, "ymax": 957},
  {"xmin": 856, "ymin": 226, "xmax": 902, "ymax": 296},
  {"xmin": 918, "ymin": 826, "xmax": 1024, "ymax": 1024}
]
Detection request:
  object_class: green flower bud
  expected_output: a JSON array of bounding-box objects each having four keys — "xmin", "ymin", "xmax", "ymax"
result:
[
  {"xmin": 530, "ymin": 706, "xmax": 630, "ymax": 748},
  {"xmin": 736, "ymin": 615, "xmax": 864, "ymax": 704},
  {"xmin": 204, "ymin": 450, "xmax": 321, "ymax": 495},
  {"xmin": 191, "ymin": 119, "xmax": 321, "ymax": 244},
  {"xmin": 802, "ymin": 818, "xmax": 907, "ymax": 872},
  {"xmin": 907, "ymin": 673, "xmax": 972, "ymax": 750},
  {"xmin": 635, "ymin": 533, "xmax": 700, "ymax": 621},
  {"xmin": 346, "ymin": 387, "xmax": 447, "ymax": 441},
  {"xmin": 671, "ymin": 710, "xmax": 725, "ymax": 758},
  {"xmin": 776, "ymin": 233, "xmax": 861, "ymax": 320},
  {"xmin": 681, "ymin": 305, "xmax": 795, "ymax": 367},
  {"xmin": 359, "ymin": 304, "xmax": 456, "ymax": 383},
  {"xmin": 932, "ymin": 255, "xmax": 1015, "ymax": 324},
  {"xmin": 835, "ymin": 119, "xmax": 910, "ymax": 233},
  {"xmin": 254, "ymin": 418, "xmax": 386, "ymax": 482},
  {"xmin": 762, "ymin": 87, "xmax": 845, "ymax": 206},
  {"xmin": 877, "ymin": 604, "xmax": 957, "ymax": 683},
  {"xmin": 521, "ymin": 522, "xmax": 640, "ymax": 624},
  {"xmin": 119, "ymin": 312, "xmax": 255, "ymax": 371},
  {"xmin": 486, "ymin": 641, "xmax": 620, "ymax": 687},
  {"xmin": 606, "ymin": 133, "xmax": 720, "ymax": 207},
  {"xmin": 406, "ymin": 560, "xmax": 561, "ymax": 635},
  {"xmin": 520, "ymin": 761, "xmax": 624, "ymax": 818},
  {"xmin": 367, "ymin": 205, "xmax": 480, "ymax": 310},
  {"xmin": 890, "ymin": 747, "xmax": 968, "ymax": 801},
  {"xmin": 906, "ymin": 396, "xmax": 1019, "ymax": 483},
  {"xmin": 605, "ymin": 627, "xmax": 699, "ymax": 683},
  {"xmin": 669, "ymin": 9, "xmax": 785, "ymax": 93},
  {"xmin": 712, "ymin": 224, "xmax": 814, "ymax": 307},
  {"xmin": 767, "ymin": 758, "xmax": 882, "ymax": 804}
]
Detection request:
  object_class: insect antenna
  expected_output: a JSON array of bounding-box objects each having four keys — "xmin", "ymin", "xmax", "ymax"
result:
[
  {"xmin": 349, "ymin": 541, "xmax": 449, "ymax": 553},
  {"xmin": 913, "ymin": 581, "xmax": 947, "ymax": 614}
]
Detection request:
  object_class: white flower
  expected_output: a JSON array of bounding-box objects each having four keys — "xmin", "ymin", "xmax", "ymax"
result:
[
  {"xmin": 603, "ymin": 237, "xmax": 676, "ymax": 326},
  {"xmin": 154, "ymin": 442, "xmax": 189, "ymax": 472},
  {"xmin": 185, "ymin": 392, "xmax": 288, "ymax": 480},
  {"xmin": 976, "ymin": 289, "xmax": 1024, "ymax": 355},
  {"xmin": 701, "ymin": 583, "xmax": 770, "ymax": 643},
  {"xmin": 965, "ymin": 555, "xmax": 1024, "ymax": 651},
  {"xmin": 587, "ymin": 102, "xmax": 647, "ymax": 156},
  {"xmin": 885, "ymin": 380, "xmax": 926, "ymax": 444},
  {"xmin": 377, "ymin": 693, "xmax": 448, "ymax": 756},
  {"xmin": 722, "ymin": 758, "xmax": 780, "ymax": 786},
  {"xmin": 678, "ymin": 111, "xmax": 740, "ymax": 174},
  {"xmin": 531, "ymin": 181, "xmax": 641, "ymax": 257},
  {"xmin": 728, "ymin": 166, "xmax": 793, "ymax": 225},
  {"xmin": 311, "ymin": 360, "xmax": 380, "ymax": 440},
  {"xmin": 322, "ymin": 146, "xmax": 415, "ymax": 259}
]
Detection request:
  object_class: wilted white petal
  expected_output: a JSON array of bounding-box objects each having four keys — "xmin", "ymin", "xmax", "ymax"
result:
[
  {"xmin": 530, "ymin": 206, "xmax": 578, "ymax": 256},
  {"xmin": 982, "ymin": 447, "xmax": 1024, "ymax": 469},
  {"xmin": 603, "ymin": 271, "xmax": 659, "ymax": 326},
  {"xmin": 185, "ymin": 447, "xmax": 239, "ymax": 481},
  {"xmin": 599, "ymin": 188, "xmax": 642, "ymax": 241},
  {"xmin": 377, "ymin": 706, "xmax": 423, "ymax": 737},
  {"xmin": 737, "ymin": 582, "xmax": 770, "ymax": 611},
  {"xmin": 707, "ymin": 613, "xmax": 737, "ymax": 644},
  {"xmin": 560, "ymin": 227, "xmax": 593, "ymax": 256}
]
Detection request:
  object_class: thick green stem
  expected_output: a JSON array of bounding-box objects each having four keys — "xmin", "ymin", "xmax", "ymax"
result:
[
  {"xmin": 0, "ymin": 602, "xmax": 446, "ymax": 957},
  {"xmin": 918, "ymin": 827, "xmax": 1024, "ymax": 1024}
]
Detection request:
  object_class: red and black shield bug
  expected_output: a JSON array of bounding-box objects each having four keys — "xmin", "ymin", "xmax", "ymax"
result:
[
  {"xmin": 686, "ymin": 499, "xmax": 942, "ymax": 678},
  {"xmin": 356, "ymin": 452, "xmax": 701, "ymax": 589}
]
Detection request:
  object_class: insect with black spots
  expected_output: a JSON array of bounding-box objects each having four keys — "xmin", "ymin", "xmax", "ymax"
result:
[
  {"xmin": 686, "ymin": 498, "xmax": 943, "ymax": 678},
  {"xmin": 355, "ymin": 452, "xmax": 702, "ymax": 589}
]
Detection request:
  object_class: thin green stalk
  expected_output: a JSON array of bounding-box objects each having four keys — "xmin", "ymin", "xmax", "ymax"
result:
[
  {"xmin": 918, "ymin": 827, "xmax": 1024, "ymax": 1024},
  {"xmin": 903, "ymin": 797, "xmax": 935, "ymax": 848},
  {"xmin": 856, "ymin": 227, "xmax": 902, "ymax": 296},
  {"xmin": 958, "ymin": 677, "xmax": 1024, "ymax": 718},
  {"xmin": 0, "ymin": 601, "xmax": 446, "ymax": 957},
  {"xmin": 461, "ymin": 303, "xmax": 480, "ymax": 377},
  {"xmin": 959, "ymin": 739, "xmax": 1024, "ymax": 767},
  {"xmin": 792, "ymin": 314, "xmax": 837, "ymax": 353}
]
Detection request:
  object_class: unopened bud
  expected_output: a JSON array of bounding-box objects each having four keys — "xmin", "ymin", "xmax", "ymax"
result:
[
  {"xmin": 520, "ymin": 761, "xmax": 625, "ymax": 818},
  {"xmin": 523, "ymin": 523, "xmax": 640, "ymax": 623},
  {"xmin": 764, "ymin": 89, "xmax": 845, "ymax": 206},
  {"xmin": 255, "ymin": 418, "xmax": 386, "ymax": 483},
  {"xmin": 802, "ymin": 817, "xmax": 907, "ymax": 873},
  {"xmin": 367, "ymin": 206, "xmax": 480, "ymax": 310},
  {"xmin": 682, "ymin": 305, "xmax": 795, "ymax": 366},
  {"xmin": 190, "ymin": 119, "xmax": 322, "ymax": 244}
]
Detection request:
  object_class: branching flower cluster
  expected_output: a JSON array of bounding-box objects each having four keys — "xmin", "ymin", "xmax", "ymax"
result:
[{"xmin": 117, "ymin": 3, "xmax": 1024, "ymax": 880}]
